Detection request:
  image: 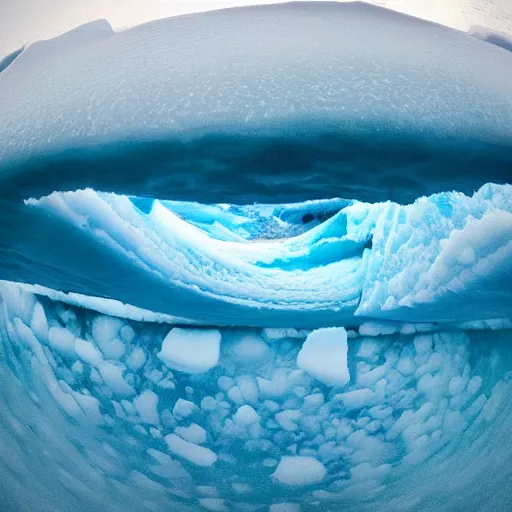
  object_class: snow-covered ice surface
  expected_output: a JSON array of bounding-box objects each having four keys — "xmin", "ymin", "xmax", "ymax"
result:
[
  {"xmin": 0, "ymin": 2, "xmax": 511, "ymax": 204},
  {"xmin": 13, "ymin": 182, "xmax": 512, "ymax": 327},
  {"xmin": 0, "ymin": 2, "xmax": 511, "ymax": 511}
]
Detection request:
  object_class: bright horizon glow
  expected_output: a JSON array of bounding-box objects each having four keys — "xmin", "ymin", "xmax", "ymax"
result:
[{"xmin": 0, "ymin": 0, "xmax": 511, "ymax": 57}]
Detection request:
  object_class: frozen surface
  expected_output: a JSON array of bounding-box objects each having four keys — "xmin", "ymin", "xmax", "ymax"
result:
[
  {"xmin": 1, "ymin": 2, "xmax": 511, "ymax": 164},
  {"xmin": 1, "ymin": 286, "xmax": 512, "ymax": 511},
  {"xmin": 0, "ymin": 3, "xmax": 510, "ymax": 204},
  {"xmin": 0, "ymin": 3, "xmax": 511, "ymax": 512}
]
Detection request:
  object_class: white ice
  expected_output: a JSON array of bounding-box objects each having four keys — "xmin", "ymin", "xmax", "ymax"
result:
[
  {"xmin": 297, "ymin": 328, "xmax": 349, "ymax": 387},
  {"xmin": 272, "ymin": 456, "xmax": 327, "ymax": 486},
  {"xmin": 164, "ymin": 434, "xmax": 217, "ymax": 467},
  {"xmin": 158, "ymin": 328, "xmax": 221, "ymax": 374}
]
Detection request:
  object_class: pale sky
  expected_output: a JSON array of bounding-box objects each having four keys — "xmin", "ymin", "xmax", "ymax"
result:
[{"xmin": 1, "ymin": 0, "xmax": 511, "ymax": 57}]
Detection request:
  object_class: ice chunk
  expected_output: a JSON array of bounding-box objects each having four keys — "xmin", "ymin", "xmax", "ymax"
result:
[
  {"xmin": 448, "ymin": 376, "xmax": 466, "ymax": 397},
  {"xmin": 164, "ymin": 434, "xmax": 217, "ymax": 467},
  {"xmin": 73, "ymin": 392, "xmax": 103, "ymax": 425},
  {"xmin": 414, "ymin": 335, "xmax": 434, "ymax": 356},
  {"xmin": 272, "ymin": 456, "xmax": 326, "ymax": 486},
  {"xmin": 70, "ymin": 360, "xmax": 83, "ymax": 374},
  {"xmin": 231, "ymin": 483, "xmax": 251, "ymax": 494},
  {"xmin": 197, "ymin": 486, "xmax": 219, "ymax": 497},
  {"xmin": 359, "ymin": 321, "xmax": 400, "ymax": 337},
  {"xmin": 275, "ymin": 410, "xmax": 301, "ymax": 432},
  {"xmin": 231, "ymin": 333, "xmax": 269, "ymax": 361},
  {"xmin": 47, "ymin": 326, "xmax": 75, "ymax": 355},
  {"xmin": 97, "ymin": 361, "xmax": 135, "ymax": 396},
  {"xmin": 335, "ymin": 389, "xmax": 377, "ymax": 410},
  {"xmin": 92, "ymin": 315, "xmax": 123, "ymax": 345},
  {"xmin": 134, "ymin": 390, "xmax": 159, "ymax": 425},
  {"xmin": 357, "ymin": 338, "xmax": 382, "ymax": 362},
  {"xmin": 147, "ymin": 448, "xmax": 192, "ymax": 481},
  {"xmin": 75, "ymin": 338, "xmax": 103, "ymax": 367},
  {"xmin": 173, "ymin": 398, "xmax": 198, "ymax": 418},
  {"xmin": 175, "ymin": 423, "xmax": 207, "ymax": 445},
  {"xmin": 217, "ymin": 376, "xmax": 235, "ymax": 392},
  {"xmin": 234, "ymin": 405, "xmax": 260, "ymax": 426},
  {"xmin": 126, "ymin": 346, "xmax": 147, "ymax": 370},
  {"xmin": 262, "ymin": 329, "xmax": 288, "ymax": 342},
  {"xmin": 120, "ymin": 325, "xmax": 136, "ymax": 343},
  {"xmin": 90, "ymin": 315, "xmax": 127, "ymax": 359},
  {"xmin": 158, "ymin": 328, "xmax": 221, "ymax": 374},
  {"xmin": 296, "ymin": 328, "xmax": 349, "ymax": 387},
  {"xmin": 236, "ymin": 375, "xmax": 259, "ymax": 404},
  {"xmin": 30, "ymin": 302, "xmax": 48, "ymax": 340},
  {"xmin": 228, "ymin": 386, "xmax": 245, "ymax": 406},
  {"xmin": 100, "ymin": 338, "xmax": 126, "ymax": 360}
]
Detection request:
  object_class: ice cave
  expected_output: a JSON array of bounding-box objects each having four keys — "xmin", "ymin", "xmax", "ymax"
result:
[{"xmin": 0, "ymin": 2, "xmax": 511, "ymax": 511}]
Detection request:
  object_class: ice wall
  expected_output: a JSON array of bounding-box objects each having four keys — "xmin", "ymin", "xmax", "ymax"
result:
[{"xmin": 10, "ymin": 183, "xmax": 510, "ymax": 327}]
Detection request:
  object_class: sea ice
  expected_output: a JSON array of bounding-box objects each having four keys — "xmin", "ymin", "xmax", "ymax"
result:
[
  {"xmin": 158, "ymin": 328, "xmax": 221, "ymax": 374},
  {"xmin": 272, "ymin": 456, "xmax": 327, "ymax": 486},
  {"xmin": 164, "ymin": 434, "xmax": 217, "ymax": 467},
  {"xmin": 134, "ymin": 390, "xmax": 159, "ymax": 426},
  {"xmin": 297, "ymin": 328, "xmax": 350, "ymax": 387}
]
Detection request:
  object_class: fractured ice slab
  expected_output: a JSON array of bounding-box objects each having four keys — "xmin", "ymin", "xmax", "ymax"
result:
[
  {"xmin": 297, "ymin": 328, "xmax": 350, "ymax": 387},
  {"xmin": 272, "ymin": 456, "xmax": 327, "ymax": 486},
  {"xmin": 158, "ymin": 328, "xmax": 221, "ymax": 374},
  {"xmin": 164, "ymin": 434, "xmax": 218, "ymax": 467}
]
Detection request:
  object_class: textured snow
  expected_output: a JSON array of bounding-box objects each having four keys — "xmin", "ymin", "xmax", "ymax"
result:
[
  {"xmin": 0, "ymin": 2, "xmax": 511, "ymax": 173},
  {"xmin": 19, "ymin": 182, "xmax": 512, "ymax": 328}
]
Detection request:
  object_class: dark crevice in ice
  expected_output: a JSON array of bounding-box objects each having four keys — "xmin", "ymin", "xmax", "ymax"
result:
[{"xmin": 0, "ymin": 47, "xmax": 25, "ymax": 74}]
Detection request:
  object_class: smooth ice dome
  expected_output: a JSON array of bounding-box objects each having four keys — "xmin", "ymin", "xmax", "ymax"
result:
[
  {"xmin": 272, "ymin": 456, "xmax": 327, "ymax": 486},
  {"xmin": 0, "ymin": 2, "xmax": 511, "ymax": 206},
  {"xmin": 158, "ymin": 328, "xmax": 221, "ymax": 374},
  {"xmin": 297, "ymin": 327, "xmax": 350, "ymax": 387}
]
